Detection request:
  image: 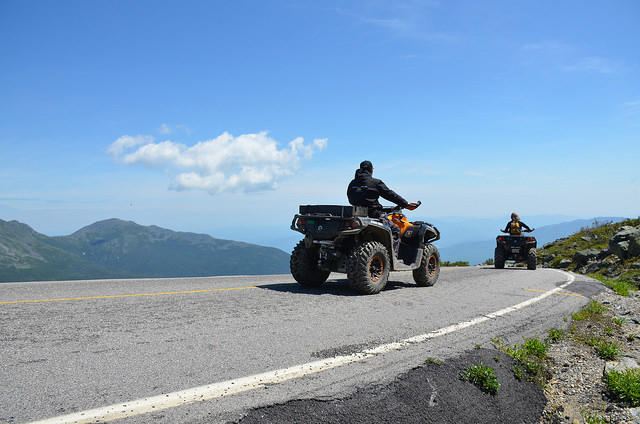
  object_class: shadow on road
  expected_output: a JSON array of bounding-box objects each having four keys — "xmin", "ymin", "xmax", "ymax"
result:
[
  {"xmin": 257, "ymin": 278, "xmax": 416, "ymax": 297},
  {"xmin": 476, "ymin": 266, "xmax": 535, "ymax": 271}
]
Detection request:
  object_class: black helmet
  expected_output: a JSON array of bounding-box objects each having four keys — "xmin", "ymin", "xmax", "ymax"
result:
[{"xmin": 359, "ymin": 160, "xmax": 373, "ymax": 172}]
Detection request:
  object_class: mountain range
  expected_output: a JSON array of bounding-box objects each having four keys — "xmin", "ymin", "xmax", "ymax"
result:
[
  {"xmin": 1, "ymin": 215, "xmax": 630, "ymax": 283},
  {"xmin": 0, "ymin": 218, "xmax": 291, "ymax": 283}
]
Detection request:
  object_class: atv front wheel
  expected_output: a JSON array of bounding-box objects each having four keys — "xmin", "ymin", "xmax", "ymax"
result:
[
  {"xmin": 494, "ymin": 247, "xmax": 505, "ymax": 269},
  {"xmin": 290, "ymin": 241, "xmax": 330, "ymax": 287},
  {"xmin": 347, "ymin": 241, "xmax": 390, "ymax": 295},
  {"xmin": 413, "ymin": 244, "xmax": 440, "ymax": 287},
  {"xmin": 527, "ymin": 248, "xmax": 537, "ymax": 270}
]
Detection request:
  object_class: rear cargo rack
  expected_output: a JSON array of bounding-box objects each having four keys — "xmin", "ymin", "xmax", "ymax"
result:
[{"xmin": 298, "ymin": 205, "xmax": 368, "ymax": 217}]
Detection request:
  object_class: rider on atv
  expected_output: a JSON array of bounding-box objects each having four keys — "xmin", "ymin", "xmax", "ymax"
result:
[
  {"xmin": 347, "ymin": 160, "xmax": 419, "ymax": 252},
  {"xmin": 501, "ymin": 212, "xmax": 532, "ymax": 235}
]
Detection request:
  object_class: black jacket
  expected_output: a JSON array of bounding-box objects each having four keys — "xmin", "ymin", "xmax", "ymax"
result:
[{"xmin": 347, "ymin": 169, "xmax": 408, "ymax": 217}]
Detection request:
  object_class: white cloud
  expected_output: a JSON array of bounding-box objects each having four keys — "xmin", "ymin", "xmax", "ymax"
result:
[
  {"xmin": 106, "ymin": 135, "xmax": 155, "ymax": 157},
  {"xmin": 107, "ymin": 131, "xmax": 328, "ymax": 194}
]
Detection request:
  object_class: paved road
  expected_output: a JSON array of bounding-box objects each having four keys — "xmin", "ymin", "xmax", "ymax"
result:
[{"xmin": 0, "ymin": 267, "xmax": 601, "ymax": 423}]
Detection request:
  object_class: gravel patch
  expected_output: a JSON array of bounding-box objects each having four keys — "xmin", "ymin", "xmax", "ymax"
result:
[{"xmin": 541, "ymin": 287, "xmax": 640, "ymax": 424}]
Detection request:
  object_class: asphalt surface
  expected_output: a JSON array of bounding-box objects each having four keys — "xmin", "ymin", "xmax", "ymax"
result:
[
  {"xmin": 234, "ymin": 348, "xmax": 547, "ymax": 424},
  {"xmin": 0, "ymin": 267, "xmax": 602, "ymax": 423}
]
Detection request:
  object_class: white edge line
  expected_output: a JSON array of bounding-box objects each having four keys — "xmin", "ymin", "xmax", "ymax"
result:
[{"xmin": 30, "ymin": 270, "xmax": 576, "ymax": 424}]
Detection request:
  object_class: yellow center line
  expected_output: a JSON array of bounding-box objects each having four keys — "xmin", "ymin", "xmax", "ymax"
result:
[
  {"xmin": 0, "ymin": 286, "xmax": 258, "ymax": 305},
  {"xmin": 525, "ymin": 288, "xmax": 585, "ymax": 297}
]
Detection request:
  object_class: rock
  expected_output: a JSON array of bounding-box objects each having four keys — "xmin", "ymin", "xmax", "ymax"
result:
[
  {"xmin": 581, "ymin": 236, "xmax": 593, "ymax": 242},
  {"xmin": 541, "ymin": 254, "xmax": 556, "ymax": 263},
  {"xmin": 604, "ymin": 354, "xmax": 640, "ymax": 374},
  {"xmin": 558, "ymin": 259, "xmax": 572, "ymax": 268},
  {"xmin": 631, "ymin": 263, "xmax": 640, "ymax": 269},
  {"xmin": 581, "ymin": 262, "xmax": 605, "ymax": 274},
  {"xmin": 603, "ymin": 255, "xmax": 620, "ymax": 265},
  {"xmin": 609, "ymin": 226, "xmax": 640, "ymax": 260},
  {"xmin": 605, "ymin": 267, "xmax": 623, "ymax": 278},
  {"xmin": 597, "ymin": 248, "xmax": 611, "ymax": 259},
  {"xmin": 574, "ymin": 249, "xmax": 600, "ymax": 266},
  {"xmin": 612, "ymin": 240, "xmax": 631, "ymax": 259}
]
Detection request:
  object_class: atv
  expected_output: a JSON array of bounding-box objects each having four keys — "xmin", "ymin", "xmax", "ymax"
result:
[
  {"xmin": 494, "ymin": 230, "xmax": 537, "ymax": 270},
  {"xmin": 289, "ymin": 202, "xmax": 441, "ymax": 294}
]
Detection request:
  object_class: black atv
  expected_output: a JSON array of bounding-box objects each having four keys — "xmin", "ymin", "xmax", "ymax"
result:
[
  {"xmin": 494, "ymin": 231, "xmax": 537, "ymax": 270},
  {"xmin": 290, "ymin": 202, "xmax": 441, "ymax": 294}
]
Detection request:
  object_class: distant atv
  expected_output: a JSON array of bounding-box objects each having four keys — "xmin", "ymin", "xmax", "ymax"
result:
[
  {"xmin": 494, "ymin": 231, "xmax": 537, "ymax": 270},
  {"xmin": 290, "ymin": 202, "xmax": 441, "ymax": 294}
]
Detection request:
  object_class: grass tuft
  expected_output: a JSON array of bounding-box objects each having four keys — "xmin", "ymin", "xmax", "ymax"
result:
[
  {"xmin": 605, "ymin": 368, "xmax": 640, "ymax": 406},
  {"xmin": 581, "ymin": 410, "xmax": 607, "ymax": 424},
  {"xmin": 460, "ymin": 363, "xmax": 500, "ymax": 395},
  {"xmin": 585, "ymin": 337, "xmax": 620, "ymax": 360},
  {"xmin": 424, "ymin": 357, "xmax": 443, "ymax": 365},
  {"xmin": 441, "ymin": 260, "xmax": 470, "ymax": 267},
  {"xmin": 493, "ymin": 336, "xmax": 549, "ymax": 385},
  {"xmin": 572, "ymin": 300, "xmax": 607, "ymax": 321},
  {"xmin": 547, "ymin": 328, "xmax": 565, "ymax": 343}
]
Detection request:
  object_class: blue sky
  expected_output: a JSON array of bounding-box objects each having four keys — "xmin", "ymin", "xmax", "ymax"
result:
[{"xmin": 1, "ymin": 0, "xmax": 638, "ymax": 246}]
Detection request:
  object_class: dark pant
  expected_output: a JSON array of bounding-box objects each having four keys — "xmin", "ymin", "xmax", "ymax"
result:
[{"xmin": 383, "ymin": 217, "xmax": 401, "ymax": 253}]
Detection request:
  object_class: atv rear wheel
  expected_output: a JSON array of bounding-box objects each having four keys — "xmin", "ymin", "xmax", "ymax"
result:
[
  {"xmin": 527, "ymin": 248, "xmax": 537, "ymax": 270},
  {"xmin": 290, "ymin": 241, "xmax": 330, "ymax": 287},
  {"xmin": 347, "ymin": 241, "xmax": 390, "ymax": 295},
  {"xmin": 413, "ymin": 244, "xmax": 440, "ymax": 287},
  {"xmin": 494, "ymin": 247, "xmax": 505, "ymax": 269}
]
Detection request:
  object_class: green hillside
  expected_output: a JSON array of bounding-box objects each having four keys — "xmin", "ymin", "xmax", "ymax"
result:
[
  {"xmin": 539, "ymin": 217, "xmax": 640, "ymax": 292},
  {"xmin": 0, "ymin": 220, "xmax": 122, "ymax": 282},
  {"xmin": 0, "ymin": 218, "xmax": 290, "ymax": 283}
]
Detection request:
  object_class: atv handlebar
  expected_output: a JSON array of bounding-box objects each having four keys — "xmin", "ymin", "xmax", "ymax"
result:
[
  {"xmin": 405, "ymin": 201, "xmax": 421, "ymax": 211},
  {"xmin": 381, "ymin": 200, "xmax": 421, "ymax": 214},
  {"xmin": 500, "ymin": 229, "xmax": 535, "ymax": 233}
]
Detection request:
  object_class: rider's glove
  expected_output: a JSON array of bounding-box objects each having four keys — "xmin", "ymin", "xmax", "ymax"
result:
[{"xmin": 405, "ymin": 202, "xmax": 419, "ymax": 210}]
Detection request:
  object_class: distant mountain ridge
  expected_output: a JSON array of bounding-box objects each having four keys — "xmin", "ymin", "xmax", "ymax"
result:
[{"xmin": 0, "ymin": 218, "xmax": 290, "ymax": 283}]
